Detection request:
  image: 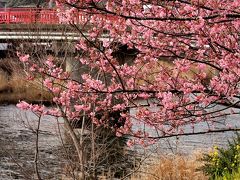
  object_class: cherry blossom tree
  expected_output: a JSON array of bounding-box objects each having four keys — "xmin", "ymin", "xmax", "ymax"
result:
[
  {"xmin": 17, "ymin": 0, "xmax": 240, "ymax": 177},
  {"xmin": 18, "ymin": 0, "xmax": 240, "ymax": 144}
]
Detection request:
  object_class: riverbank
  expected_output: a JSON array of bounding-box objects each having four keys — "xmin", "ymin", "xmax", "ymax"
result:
[
  {"xmin": 131, "ymin": 152, "xmax": 208, "ymax": 180},
  {"xmin": 0, "ymin": 58, "xmax": 52, "ymax": 104}
]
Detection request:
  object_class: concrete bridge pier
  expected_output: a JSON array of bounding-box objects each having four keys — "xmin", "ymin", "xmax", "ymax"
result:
[
  {"xmin": 52, "ymin": 41, "xmax": 82, "ymax": 82},
  {"xmin": 60, "ymin": 42, "xmax": 139, "ymax": 178},
  {"xmin": 65, "ymin": 56, "xmax": 81, "ymax": 82}
]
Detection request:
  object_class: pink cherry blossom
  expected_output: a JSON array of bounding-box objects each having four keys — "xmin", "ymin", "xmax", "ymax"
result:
[
  {"xmin": 16, "ymin": 0, "xmax": 240, "ymax": 146},
  {"xmin": 16, "ymin": 101, "xmax": 30, "ymax": 110},
  {"xmin": 18, "ymin": 53, "xmax": 30, "ymax": 62}
]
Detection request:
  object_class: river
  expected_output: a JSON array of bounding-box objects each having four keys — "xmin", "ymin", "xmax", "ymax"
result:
[
  {"xmin": 130, "ymin": 102, "xmax": 240, "ymax": 155},
  {"xmin": 0, "ymin": 105, "xmax": 65, "ymax": 179},
  {"xmin": 0, "ymin": 105, "xmax": 239, "ymax": 179}
]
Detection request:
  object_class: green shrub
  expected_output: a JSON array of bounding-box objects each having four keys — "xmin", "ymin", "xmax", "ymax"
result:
[
  {"xmin": 200, "ymin": 133, "xmax": 240, "ymax": 179},
  {"xmin": 215, "ymin": 167, "xmax": 240, "ymax": 180}
]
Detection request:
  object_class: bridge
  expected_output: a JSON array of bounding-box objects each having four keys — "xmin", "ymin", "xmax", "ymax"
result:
[
  {"xmin": 0, "ymin": 8, "xmax": 116, "ymax": 45},
  {"xmin": 0, "ymin": 7, "xmax": 134, "ymax": 81},
  {"xmin": 1, "ymin": 8, "xmax": 71, "ymax": 24},
  {"xmin": 0, "ymin": 7, "xmax": 116, "ymax": 24},
  {"xmin": 0, "ymin": 8, "xmax": 84, "ymax": 52},
  {"xmin": 0, "ymin": 8, "xmax": 78, "ymax": 47},
  {"xmin": 0, "ymin": 8, "xmax": 85, "ymax": 77}
]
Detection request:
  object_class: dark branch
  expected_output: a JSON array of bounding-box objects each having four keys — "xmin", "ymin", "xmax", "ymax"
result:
[{"xmin": 133, "ymin": 128, "xmax": 240, "ymax": 140}]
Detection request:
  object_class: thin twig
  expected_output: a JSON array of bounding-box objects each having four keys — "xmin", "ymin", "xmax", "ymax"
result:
[{"xmin": 34, "ymin": 115, "xmax": 42, "ymax": 180}]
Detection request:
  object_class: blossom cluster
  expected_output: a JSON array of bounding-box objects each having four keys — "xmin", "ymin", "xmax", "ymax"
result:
[{"xmin": 17, "ymin": 0, "xmax": 240, "ymax": 146}]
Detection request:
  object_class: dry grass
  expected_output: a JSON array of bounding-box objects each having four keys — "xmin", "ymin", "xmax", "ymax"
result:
[
  {"xmin": 131, "ymin": 152, "xmax": 208, "ymax": 180},
  {"xmin": 0, "ymin": 60, "xmax": 52, "ymax": 103}
]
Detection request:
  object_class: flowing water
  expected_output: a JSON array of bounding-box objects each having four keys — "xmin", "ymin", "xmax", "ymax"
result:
[
  {"xmin": 130, "ymin": 103, "xmax": 240, "ymax": 155},
  {"xmin": 0, "ymin": 105, "xmax": 239, "ymax": 179},
  {"xmin": 0, "ymin": 105, "xmax": 65, "ymax": 179}
]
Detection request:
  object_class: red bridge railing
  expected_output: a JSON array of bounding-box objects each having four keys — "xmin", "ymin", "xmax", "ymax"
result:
[
  {"xmin": 0, "ymin": 8, "xmax": 118, "ymax": 25},
  {"xmin": 0, "ymin": 8, "xmax": 62, "ymax": 24}
]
